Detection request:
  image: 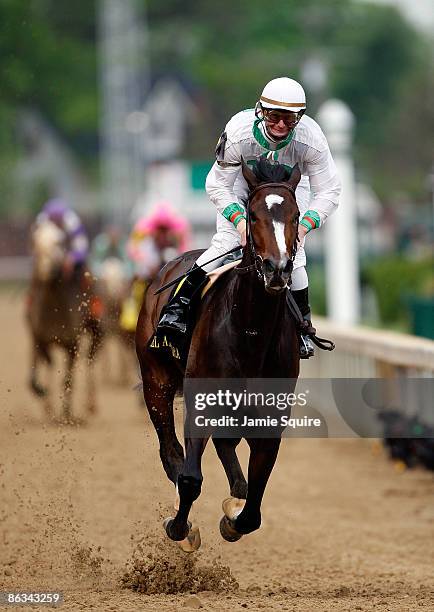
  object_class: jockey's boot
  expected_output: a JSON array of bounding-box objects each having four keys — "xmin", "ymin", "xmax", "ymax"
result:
[
  {"xmin": 157, "ymin": 264, "xmax": 208, "ymax": 335},
  {"xmin": 291, "ymin": 287, "xmax": 315, "ymax": 359}
]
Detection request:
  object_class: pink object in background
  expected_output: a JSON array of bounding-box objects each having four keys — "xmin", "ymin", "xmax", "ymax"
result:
[{"xmin": 132, "ymin": 202, "xmax": 191, "ymax": 252}]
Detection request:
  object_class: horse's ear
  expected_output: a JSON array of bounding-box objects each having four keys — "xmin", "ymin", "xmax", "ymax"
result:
[
  {"xmin": 288, "ymin": 164, "xmax": 301, "ymax": 191},
  {"xmin": 241, "ymin": 157, "xmax": 259, "ymax": 191}
]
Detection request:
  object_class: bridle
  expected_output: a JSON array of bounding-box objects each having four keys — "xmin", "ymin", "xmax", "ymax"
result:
[{"xmin": 236, "ymin": 182, "xmax": 299, "ymax": 279}]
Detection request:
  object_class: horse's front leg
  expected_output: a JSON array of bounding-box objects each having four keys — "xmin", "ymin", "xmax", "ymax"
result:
[
  {"xmin": 221, "ymin": 437, "xmax": 281, "ymax": 539},
  {"xmin": 86, "ymin": 322, "xmax": 103, "ymax": 414},
  {"xmin": 30, "ymin": 342, "xmax": 54, "ymax": 420},
  {"xmin": 164, "ymin": 436, "xmax": 208, "ymax": 548},
  {"xmin": 213, "ymin": 437, "xmax": 247, "ymax": 499},
  {"xmin": 62, "ymin": 346, "xmax": 77, "ymax": 423}
]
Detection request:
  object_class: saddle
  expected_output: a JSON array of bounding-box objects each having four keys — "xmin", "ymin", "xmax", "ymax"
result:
[
  {"xmin": 148, "ymin": 257, "xmax": 335, "ymax": 366},
  {"xmin": 148, "ymin": 256, "xmax": 242, "ymax": 364}
]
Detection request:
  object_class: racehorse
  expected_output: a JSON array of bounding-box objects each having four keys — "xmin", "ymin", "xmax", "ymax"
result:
[
  {"xmin": 95, "ymin": 257, "xmax": 133, "ymax": 386},
  {"xmin": 27, "ymin": 220, "xmax": 103, "ymax": 422},
  {"xmin": 136, "ymin": 159, "xmax": 301, "ymax": 550}
]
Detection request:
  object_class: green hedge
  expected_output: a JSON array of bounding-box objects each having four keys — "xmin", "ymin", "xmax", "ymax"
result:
[{"xmin": 363, "ymin": 256, "xmax": 434, "ymax": 326}]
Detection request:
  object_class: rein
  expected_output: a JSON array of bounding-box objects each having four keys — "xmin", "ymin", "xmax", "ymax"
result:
[{"xmin": 234, "ymin": 181, "xmax": 334, "ymax": 352}]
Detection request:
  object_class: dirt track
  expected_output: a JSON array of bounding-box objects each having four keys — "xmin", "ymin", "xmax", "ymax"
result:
[{"xmin": 1, "ymin": 289, "xmax": 433, "ymax": 611}]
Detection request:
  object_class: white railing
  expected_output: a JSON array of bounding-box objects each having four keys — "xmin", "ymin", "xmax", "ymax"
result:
[
  {"xmin": 300, "ymin": 317, "xmax": 434, "ymax": 429},
  {"xmin": 301, "ymin": 316, "xmax": 434, "ymax": 378}
]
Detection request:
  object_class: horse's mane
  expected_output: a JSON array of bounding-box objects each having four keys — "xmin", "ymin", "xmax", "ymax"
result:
[{"xmin": 253, "ymin": 158, "xmax": 292, "ymax": 184}]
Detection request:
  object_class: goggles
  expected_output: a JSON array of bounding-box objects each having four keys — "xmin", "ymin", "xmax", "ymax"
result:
[{"xmin": 261, "ymin": 106, "xmax": 304, "ymax": 128}]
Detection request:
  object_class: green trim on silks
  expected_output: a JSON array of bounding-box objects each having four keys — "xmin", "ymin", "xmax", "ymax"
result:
[
  {"xmin": 232, "ymin": 213, "xmax": 246, "ymax": 228},
  {"xmin": 300, "ymin": 210, "xmax": 321, "ymax": 232},
  {"xmin": 222, "ymin": 202, "xmax": 246, "ymax": 227},
  {"xmin": 252, "ymin": 119, "xmax": 295, "ymax": 151}
]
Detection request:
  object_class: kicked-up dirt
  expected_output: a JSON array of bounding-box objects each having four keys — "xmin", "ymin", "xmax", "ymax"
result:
[{"xmin": 1, "ymin": 289, "xmax": 433, "ymax": 611}]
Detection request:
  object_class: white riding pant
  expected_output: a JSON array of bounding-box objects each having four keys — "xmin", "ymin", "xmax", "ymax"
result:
[{"xmin": 196, "ymin": 213, "xmax": 308, "ymax": 290}]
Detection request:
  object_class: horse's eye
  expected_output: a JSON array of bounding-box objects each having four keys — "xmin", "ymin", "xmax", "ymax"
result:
[
  {"xmin": 250, "ymin": 212, "xmax": 257, "ymax": 223},
  {"xmin": 292, "ymin": 215, "xmax": 299, "ymax": 225}
]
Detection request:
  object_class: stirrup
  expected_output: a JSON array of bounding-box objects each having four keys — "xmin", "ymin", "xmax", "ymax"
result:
[{"xmin": 300, "ymin": 333, "xmax": 315, "ymax": 359}]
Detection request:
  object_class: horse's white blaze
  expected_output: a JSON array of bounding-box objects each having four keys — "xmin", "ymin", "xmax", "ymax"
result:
[
  {"xmin": 273, "ymin": 220, "xmax": 287, "ymax": 262},
  {"xmin": 265, "ymin": 194, "xmax": 287, "ymax": 263},
  {"xmin": 32, "ymin": 221, "xmax": 65, "ymax": 281},
  {"xmin": 265, "ymin": 193, "xmax": 284, "ymax": 210}
]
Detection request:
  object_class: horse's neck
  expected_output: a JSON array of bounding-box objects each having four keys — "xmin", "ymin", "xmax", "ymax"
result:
[
  {"xmin": 231, "ymin": 269, "xmax": 285, "ymax": 332},
  {"xmin": 44, "ymin": 274, "xmax": 82, "ymax": 305}
]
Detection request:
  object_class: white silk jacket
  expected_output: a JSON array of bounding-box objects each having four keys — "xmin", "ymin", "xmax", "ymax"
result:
[{"xmin": 205, "ymin": 109, "xmax": 341, "ymax": 227}]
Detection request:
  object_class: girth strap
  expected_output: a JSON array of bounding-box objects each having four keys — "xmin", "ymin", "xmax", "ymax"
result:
[{"xmin": 286, "ymin": 291, "xmax": 335, "ymax": 352}]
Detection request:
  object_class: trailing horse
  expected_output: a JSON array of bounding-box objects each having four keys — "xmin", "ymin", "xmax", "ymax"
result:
[
  {"xmin": 27, "ymin": 220, "xmax": 103, "ymax": 422},
  {"xmin": 136, "ymin": 159, "xmax": 301, "ymax": 551},
  {"xmin": 95, "ymin": 256, "xmax": 134, "ymax": 387}
]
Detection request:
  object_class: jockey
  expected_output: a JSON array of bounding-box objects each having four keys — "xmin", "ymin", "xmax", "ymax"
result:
[
  {"xmin": 90, "ymin": 225, "xmax": 130, "ymax": 277},
  {"xmin": 157, "ymin": 77, "xmax": 341, "ymax": 358},
  {"xmin": 120, "ymin": 203, "xmax": 191, "ymax": 332},
  {"xmin": 35, "ymin": 199, "xmax": 89, "ymax": 276},
  {"xmin": 127, "ymin": 202, "xmax": 191, "ymax": 280}
]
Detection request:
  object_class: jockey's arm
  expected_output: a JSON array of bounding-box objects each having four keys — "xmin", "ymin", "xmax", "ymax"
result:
[
  {"xmin": 205, "ymin": 137, "xmax": 246, "ymax": 237},
  {"xmin": 69, "ymin": 232, "xmax": 89, "ymax": 264},
  {"xmin": 63, "ymin": 210, "xmax": 89, "ymax": 264},
  {"xmin": 301, "ymin": 146, "xmax": 341, "ymax": 234}
]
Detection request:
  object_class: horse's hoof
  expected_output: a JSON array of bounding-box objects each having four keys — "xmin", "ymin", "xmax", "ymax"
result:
[
  {"xmin": 163, "ymin": 517, "xmax": 189, "ymax": 541},
  {"xmin": 219, "ymin": 497, "xmax": 245, "ymax": 543},
  {"xmin": 222, "ymin": 497, "xmax": 246, "ymax": 520},
  {"xmin": 163, "ymin": 516, "xmax": 175, "ymax": 536},
  {"xmin": 219, "ymin": 515, "xmax": 243, "ymax": 542},
  {"xmin": 163, "ymin": 518, "xmax": 200, "ymax": 552},
  {"xmin": 31, "ymin": 381, "xmax": 46, "ymax": 397},
  {"xmin": 178, "ymin": 525, "xmax": 201, "ymax": 553}
]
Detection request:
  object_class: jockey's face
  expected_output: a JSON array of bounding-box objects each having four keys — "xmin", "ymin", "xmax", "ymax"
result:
[
  {"xmin": 50, "ymin": 216, "xmax": 64, "ymax": 230},
  {"xmin": 263, "ymin": 108, "xmax": 301, "ymax": 140},
  {"xmin": 154, "ymin": 226, "xmax": 176, "ymax": 249}
]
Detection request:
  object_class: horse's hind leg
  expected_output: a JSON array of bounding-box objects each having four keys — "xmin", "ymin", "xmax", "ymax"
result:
[
  {"xmin": 30, "ymin": 344, "xmax": 46, "ymax": 397},
  {"xmin": 30, "ymin": 342, "xmax": 54, "ymax": 420},
  {"xmin": 213, "ymin": 438, "xmax": 247, "ymax": 499},
  {"xmin": 62, "ymin": 347, "xmax": 77, "ymax": 423},
  {"xmin": 141, "ymin": 368, "xmax": 184, "ymax": 485},
  {"xmin": 86, "ymin": 323, "xmax": 103, "ymax": 414},
  {"xmin": 221, "ymin": 438, "xmax": 281, "ymax": 538}
]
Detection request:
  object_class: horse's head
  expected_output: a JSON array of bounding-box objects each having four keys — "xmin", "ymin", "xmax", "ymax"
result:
[
  {"xmin": 32, "ymin": 220, "xmax": 66, "ymax": 282},
  {"xmin": 241, "ymin": 158, "xmax": 301, "ymax": 293}
]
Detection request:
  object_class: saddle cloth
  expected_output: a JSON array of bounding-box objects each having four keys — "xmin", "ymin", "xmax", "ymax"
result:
[{"xmin": 201, "ymin": 259, "xmax": 242, "ymax": 298}]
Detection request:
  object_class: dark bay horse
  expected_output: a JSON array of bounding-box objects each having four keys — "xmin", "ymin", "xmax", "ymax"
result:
[
  {"xmin": 136, "ymin": 159, "xmax": 301, "ymax": 551},
  {"xmin": 27, "ymin": 220, "xmax": 103, "ymax": 422}
]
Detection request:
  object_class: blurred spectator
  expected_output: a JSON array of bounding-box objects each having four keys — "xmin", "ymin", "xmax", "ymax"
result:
[{"xmin": 90, "ymin": 224, "xmax": 131, "ymax": 277}]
